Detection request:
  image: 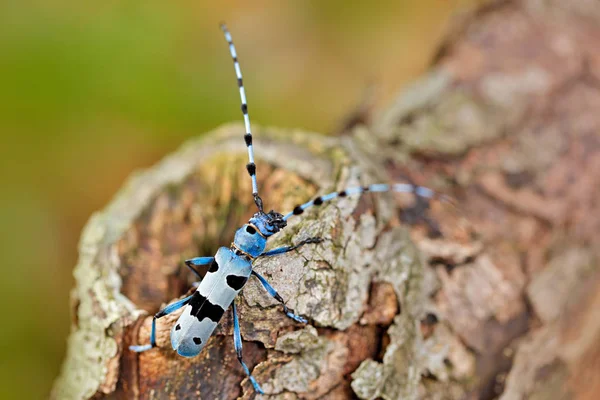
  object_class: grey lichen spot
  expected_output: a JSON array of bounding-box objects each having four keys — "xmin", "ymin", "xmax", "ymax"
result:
[
  {"xmin": 268, "ymin": 326, "xmax": 330, "ymax": 394},
  {"xmin": 421, "ymin": 92, "xmax": 485, "ymax": 151},
  {"xmin": 392, "ymin": 90, "xmax": 502, "ymax": 156},
  {"xmin": 274, "ymin": 325, "xmax": 323, "ymax": 354},
  {"xmin": 370, "ymin": 67, "xmax": 544, "ymax": 159},
  {"xmin": 480, "ymin": 67, "xmax": 551, "ymax": 109},
  {"xmin": 351, "ymin": 359, "xmax": 386, "ymax": 400},
  {"xmin": 376, "ymin": 69, "xmax": 452, "ymax": 139}
]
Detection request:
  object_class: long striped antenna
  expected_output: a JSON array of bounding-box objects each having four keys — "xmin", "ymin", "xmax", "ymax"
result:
[
  {"xmin": 221, "ymin": 23, "xmax": 264, "ymax": 212},
  {"xmin": 283, "ymin": 183, "xmax": 453, "ymax": 221}
]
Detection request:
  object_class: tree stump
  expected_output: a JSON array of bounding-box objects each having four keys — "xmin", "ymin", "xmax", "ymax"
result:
[{"xmin": 53, "ymin": 0, "xmax": 600, "ymax": 399}]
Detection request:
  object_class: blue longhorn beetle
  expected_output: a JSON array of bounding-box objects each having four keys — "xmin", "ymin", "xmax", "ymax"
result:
[{"xmin": 130, "ymin": 23, "xmax": 447, "ymax": 394}]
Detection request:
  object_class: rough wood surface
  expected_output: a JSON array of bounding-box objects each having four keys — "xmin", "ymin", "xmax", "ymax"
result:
[{"xmin": 53, "ymin": 1, "xmax": 600, "ymax": 399}]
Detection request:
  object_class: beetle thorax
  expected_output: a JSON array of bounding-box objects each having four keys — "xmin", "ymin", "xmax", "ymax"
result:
[
  {"xmin": 233, "ymin": 224, "xmax": 267, "ymax": 258},
  {"xmin": 232, "ymin": 211, "xmax": 286, "ymax": 258}
]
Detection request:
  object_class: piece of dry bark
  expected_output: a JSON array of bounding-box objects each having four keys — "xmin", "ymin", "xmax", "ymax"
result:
[
  {"xmin": 52, "ymin": 124, "xmax": 441, "ymax": 399},
  {"xmin": 53, "ymin": 0, "xmax": 600, "ymax": 399}
]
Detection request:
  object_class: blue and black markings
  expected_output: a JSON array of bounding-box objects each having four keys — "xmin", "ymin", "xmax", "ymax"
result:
[
  {"xmin": 208, "ymin": 259, "xmax": 219, "ymax": 273},
  {"xmin": 129, "ymin": 22, "xmax": 449, "ymax": 395},
  {"xmin": 189, "ymin": 292, "xmax": 226, "ymax": 323},
  {"xmin": 226, "ymin": 275, "xmax": 248, "ymax": 291}
]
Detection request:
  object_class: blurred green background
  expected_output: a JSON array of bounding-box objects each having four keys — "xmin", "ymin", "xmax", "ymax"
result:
[{"xmin": 0, "ymin": 1, "xmax": 477, "ymax": 398}]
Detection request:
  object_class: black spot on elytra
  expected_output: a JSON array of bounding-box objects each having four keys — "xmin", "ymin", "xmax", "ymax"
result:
[
  {"xmin": 313, "ymin": 197, "xmax": 323, "ymax": 206},
  {"xmin": 293, "ymin": 205, "xmax": 304, "ymax": 215},
  {"xmin": 226, "ymin": 275, "xmax": 248, "ymax": 291},
  {"xmin": 246, "ymin": 162, "xmax": 256, "ymax": 176},
  {"xmin": 208, "ymin": 259, "xmax": 219, "ymax": 273},
  {"xmin": 175, "ymin": 324, "xmax": 181, "ymax": 331},
  {"xmin": 246, "ymin": 225, "xmax": 256, "ymax": 234},
  {"xmin": 193, "ymin": 337, "xmax": 202, "ymax": 345},
  {"xmin": 189, "ymin": 292, "xmax": 225, "ymax": 323}
]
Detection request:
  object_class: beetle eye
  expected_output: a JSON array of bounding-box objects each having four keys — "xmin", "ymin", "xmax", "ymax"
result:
[{"xmin": 246, "ymin": 225, "xmax": 257, "ymax": 234}]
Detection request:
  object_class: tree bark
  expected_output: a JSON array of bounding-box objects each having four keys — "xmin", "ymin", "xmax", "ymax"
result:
[{"xmin": 53, "ymin": 1, "xmax": 600, "ymax": 399}]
